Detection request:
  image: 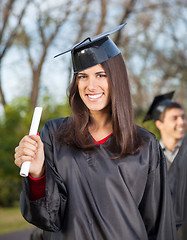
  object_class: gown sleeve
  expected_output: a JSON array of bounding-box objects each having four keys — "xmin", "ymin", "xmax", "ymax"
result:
[
  {"xmin": 20, "ymin": 120, "xmax": 68, "ymax": 232},
  {"xmin": 139, "ymin": 136, "xmax": 177, "ymax": 240}
]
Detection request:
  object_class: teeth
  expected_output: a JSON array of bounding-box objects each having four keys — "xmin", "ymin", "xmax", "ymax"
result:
[{"xmin": 88, "ymin": 93, "xmax": 103, "ymax": 99}]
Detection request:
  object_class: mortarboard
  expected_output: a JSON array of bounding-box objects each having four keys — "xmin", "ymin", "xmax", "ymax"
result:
[
  {"xmin": 143, "ymin": 91, "xmax": 175, "ymax": 122},
  {"xmin": 54, "ymin": 23, "xmax": 127, "ymax": 73}
]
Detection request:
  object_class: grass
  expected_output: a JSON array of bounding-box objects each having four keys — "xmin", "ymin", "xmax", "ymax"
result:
[{"xmin": 0, "ymin": 207, "xmax": 33, "ymax": 235}]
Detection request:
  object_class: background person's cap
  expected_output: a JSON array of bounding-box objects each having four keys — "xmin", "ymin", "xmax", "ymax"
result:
[{"xmin": 143, "ymin": 91, "xmax": 175, "ymax": 122}]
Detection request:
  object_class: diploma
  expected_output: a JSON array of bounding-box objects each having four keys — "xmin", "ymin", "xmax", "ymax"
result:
[{"xmin": 20, "ymin": 107, "xmax": 43, "ymax": 177}]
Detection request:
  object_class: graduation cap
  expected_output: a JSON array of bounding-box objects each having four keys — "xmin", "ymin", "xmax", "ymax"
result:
[
  {"xmin": 143, "ymin": 91, "xmax": 175, "ymax": 122},
  {"xmin": 54, "ymin": 23, "xmax": 127, "ymax": 73}
]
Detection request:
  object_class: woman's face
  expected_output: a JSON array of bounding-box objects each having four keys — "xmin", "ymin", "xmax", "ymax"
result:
[{"xmin": 77, "ymin": 64, "xmax": 110, "ymax": 113}]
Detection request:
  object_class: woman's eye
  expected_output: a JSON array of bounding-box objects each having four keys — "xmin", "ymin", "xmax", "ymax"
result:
[
  {"xmin": 97, "ymin": 74, "xmax": 107, "ymax": 78},
  {"xmin": 77, "ymin": 75, "xmax": 86, "ymax": 79}
]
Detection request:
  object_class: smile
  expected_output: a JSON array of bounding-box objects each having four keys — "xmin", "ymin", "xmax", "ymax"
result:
[
  {"xmin": 177, "ymin": 127, "xmax": 184, "ymax": 132},
  {"xmin": 87, "ymin": 93, "xmax": 103, "ymax": 100}
]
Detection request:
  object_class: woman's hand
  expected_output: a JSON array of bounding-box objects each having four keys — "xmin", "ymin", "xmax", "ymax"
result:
[{"xmin": 14, "ymin": 135, "xmax": 45, "ymax": 178}]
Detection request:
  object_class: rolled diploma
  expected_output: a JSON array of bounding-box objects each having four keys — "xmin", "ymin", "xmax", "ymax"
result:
[{"xmin": 20, "ymin": 107, "xmax": 43, "ymax": 177}]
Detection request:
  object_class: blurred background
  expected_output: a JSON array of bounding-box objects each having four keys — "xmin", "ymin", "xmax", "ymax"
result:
[{"xmin": 0, "ymin": 0, "xmax": 187, "ymax": 237}]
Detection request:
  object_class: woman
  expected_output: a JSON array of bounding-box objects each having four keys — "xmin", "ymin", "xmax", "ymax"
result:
[{"xmin": 14, "ymin": 23, "xmax": 177, "ymax": 240}]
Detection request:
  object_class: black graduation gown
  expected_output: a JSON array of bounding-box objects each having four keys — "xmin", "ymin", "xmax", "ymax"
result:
[
  {"xmin": 20, "ymin": 118, "xmax": 177, "ymax": 240},
  {"xmin": 168, "ymin": 133, "xmax": 187, "ymax": 226}
]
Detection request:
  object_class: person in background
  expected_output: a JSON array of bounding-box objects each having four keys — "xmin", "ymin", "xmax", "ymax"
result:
[
  {"xmin": 143, "ymin": 91, "xmax": 187, "ymax": 239},
  {"xmin": 14, "ymin": 23, "xmax": 177, "ymax": 240}
]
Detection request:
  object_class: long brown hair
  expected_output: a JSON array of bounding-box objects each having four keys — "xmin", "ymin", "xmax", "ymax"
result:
[{"xmin": 57, "ymin": 53, "xmax": 143, "ymax": 157}]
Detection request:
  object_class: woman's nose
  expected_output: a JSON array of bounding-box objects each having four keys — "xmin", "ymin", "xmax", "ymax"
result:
[{"xmin": 87, "ymin": 76, "xmax": 97, "ymax": 90}]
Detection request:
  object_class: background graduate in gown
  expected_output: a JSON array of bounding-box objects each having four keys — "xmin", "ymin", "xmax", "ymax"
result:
[
  {"xmin": 14, "ymin": 23, "xmax": 177, "ymax": 240},
  {"xmin": 143, "ymin": 91, "xmax": 187, "ymax": 239}
]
